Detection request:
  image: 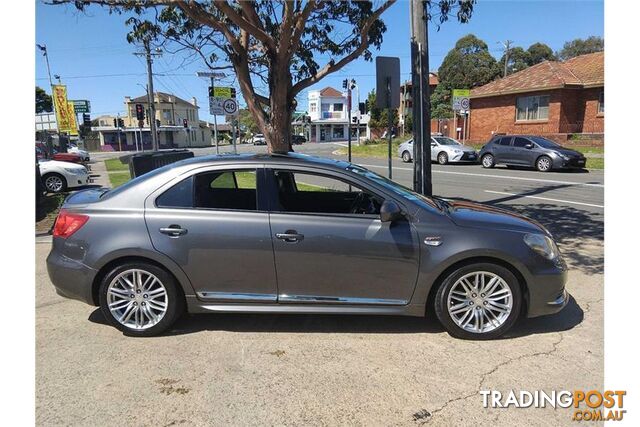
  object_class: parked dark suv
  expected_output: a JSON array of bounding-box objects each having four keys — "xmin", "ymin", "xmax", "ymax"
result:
[{"xmin": 479, "ymin": 135, "xmax": 587, "ymax": 172}]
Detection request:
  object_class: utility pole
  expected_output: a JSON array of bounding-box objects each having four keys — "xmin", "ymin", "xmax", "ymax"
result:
[
  {"xmin": 135, "ymin": 41, "xmax": 161, "ymax": 151},
  {"xmin": 211, "ymin": 77, "xmax": 219, "ymax": 154},
  {"xmin": 37, "ymin": 44, "xmax": 57, "ymax": 156},
  {"xmin": 500, "ymin": 40, "xmax": 513, "ymax": 78},
  {"xmin": 410, "ymin": 0, "xmax": 432, "ymax": 196}
]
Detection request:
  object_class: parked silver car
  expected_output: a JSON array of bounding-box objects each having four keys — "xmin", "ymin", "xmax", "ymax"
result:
[
  {"xmin": 47, "ymin": 154, "xmax": 568, "ymax": 339},
  {"xmin": 398, "ymin": 136, "xmax": 479, "ymax": 164}
]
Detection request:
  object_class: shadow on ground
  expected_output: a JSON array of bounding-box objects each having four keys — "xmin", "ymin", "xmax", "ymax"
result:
[{"xmin": 88, "ymin": 295, "xmax": 582, "ymax": 338}]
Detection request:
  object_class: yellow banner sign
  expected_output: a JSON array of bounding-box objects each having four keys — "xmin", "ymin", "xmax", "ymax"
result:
[
  {"xmin": 452, "ymin": 89, "xmax": 470, "ymax": 97},
  {"xmin": 52, "ymin": 85, "xmax": 77, "ymax": 134},
  {"xmin": 66, "ymin": 101, "xmax": 79, "ymax": 136}
]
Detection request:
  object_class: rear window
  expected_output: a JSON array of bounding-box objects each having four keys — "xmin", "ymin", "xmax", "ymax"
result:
[{"xmin": 498, "ymin": 137, "xmax": 512, "ymax": 146}]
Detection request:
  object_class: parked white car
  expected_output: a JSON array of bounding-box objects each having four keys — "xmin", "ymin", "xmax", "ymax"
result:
[
  {"xmin": 251, "ymin": 134, "xmax": 266, "ymax": 145},
  {"xmin": 398, "ymin": 136, "xmax": 479, "ymax": 164},
  {"xmin": 68, "ymin": 145, "xmax": 91, "ymax": 162},
  {"xmin": 39, "ymin": 160, "xmax": 90, "ymax": 193}
]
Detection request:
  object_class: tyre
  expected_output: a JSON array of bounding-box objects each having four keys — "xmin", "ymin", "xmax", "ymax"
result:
[
  {"xmin": 402, "ymin": 151, "xmax": 412, "ymax": 163},
  {"xmin": 437, "ymin": 152, "xmax": 449, "ymax": 165},
  {"xmin": 481, "ymin": 154, "xmax": 495, "ymax": 168},
  {"xmin": 42, "ymin": 173, "xmax": 67, "ymax": 193},
  {"xmin": 99, "ymin": 262, "xmax": 185, "ymax": 337},
  {"xmin": 536, "ymin": 155, "xmax": 552, "ymax": 172},
  {"xmin": 434, "ymin": 263, "xmax": 522, "ymax": 340}
]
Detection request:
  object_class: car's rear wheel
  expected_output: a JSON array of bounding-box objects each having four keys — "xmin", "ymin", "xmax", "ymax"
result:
[
  {"xmin": 402, "ymin": 151, "xmax": 412, "ymax": 163},
  {"xmin": 99, "ymin": 262, "xmax": 184, "ymax": 337},
  {"xmin": 437, "ymin": 152, "xmax": 449, "ymax": 165},
  {"xmin": 536, "ymin": 155, "xmax": 552, "ymax": 172},
  {"xmin": 42, "ymin": 173, "xmax": 67, "ymax": 193},
  {"xmin": 481, "ymin": 154, "xmax": 495, "ymax": 168},
  {"xmin": 434, "ymin": 263, "xmax": 522, "ymax": 340}
]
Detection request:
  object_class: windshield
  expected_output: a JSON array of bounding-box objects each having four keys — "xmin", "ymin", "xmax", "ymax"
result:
[
  {"xmin": 433, "ymin": 137, "xmax": 460, "ymax": 146},
  {"xmin": 529, "ymin": 136, "xmax": 561, "ymax": 149},
  {"xmin": 345, "ymin": 164, "xmax": 439, "ymax": 210}
]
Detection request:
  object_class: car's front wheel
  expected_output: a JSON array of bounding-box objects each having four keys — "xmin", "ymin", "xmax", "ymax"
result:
[
  {"xmin": 402, "ymin": 151, "xmax": 412, "ymax": 163},
  {"xmin": 437, "ymin": 152, "xmax": 449, "ymax": 165},
  {"xmin": 434, "ymin": 263, "xmax": 522, "ymax": 340},
  {"xmin": 481, "ymin": 154, "xmax": 495, "ymax": 168},
  {"xmin": 99, "ymin": 262, "xmax": 185, "ymax": 337},
  {"xmin": 42, "ymin": 173, "xmax": 67, "ymax": 193},
  {"xmin": 536, "ymin": 155, "xmax": 552, "ymax": 172}
]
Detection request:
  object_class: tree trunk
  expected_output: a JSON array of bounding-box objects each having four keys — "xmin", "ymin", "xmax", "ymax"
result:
[{"xmin": 266, "ymin": 58, "xmax": 293, "ymax": 153}]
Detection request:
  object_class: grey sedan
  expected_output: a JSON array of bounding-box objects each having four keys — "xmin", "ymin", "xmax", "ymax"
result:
[
  {"xmin": 479, "ymin": 135, "xmax": 587, "ymax": 172},
  {"xmin": 47, "ymin": 154, "xmax": 568, "ymax": 339},
  {"xmin": 398, "ymin": 136, "xmax": 479, "ymax": 164}
]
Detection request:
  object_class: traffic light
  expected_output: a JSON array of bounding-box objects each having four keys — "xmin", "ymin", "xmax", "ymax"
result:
[
  {"xmin": 135, "ymin": 104, "xmax": 145, "ymax": 120},
  {"xmin": 350, "ymin": 79, "xmax": 356, "ymax": 90},
  {"xmin": 82, "ymin": 114, "xmax": 91, "ymax": 127},
  {"xmin": 183, "ymin": 118, "xmax": 188, "ymax": 128},
  {"xmin": 359, "ymin": 102, "xmax": 366, "ymax": 115},
  {"xmin": 118, "ymin": 118, "xmax": 125, "ymax": 128},
  {"xmin": 230, "ymin": 88, "xmax": 236, "ymax": 98},
  {"xmin": 113, "ymin": 118, "xmax": 118, "ymax": 128},
  {"xmin": 364, "ymin": 99, "xmax": 370, "ymax": 113},
  {"xmin": 156, "ymin": 119, "xmax": 161, "ymax": 129},
  {"xmin": 342, "ymin": 79, "xmax": 348, "ymax": 90}
]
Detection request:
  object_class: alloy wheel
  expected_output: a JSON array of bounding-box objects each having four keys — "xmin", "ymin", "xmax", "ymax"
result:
[
  {"xmin": 438, "ymin": 152, "xmax": 448, "ymax": 165},
  {"xmin": 402, "ymin": 151, "xmax": 411, "ymax": 162},
  {"xmin": 537, "ymin": 157, "xmax": 551, "ymax": 172},
  {"xmin": 482, "ymin": 155, "xmax": 494, "ymax": 168},
  {"xmin": 44, "ymin": 175, "xmax": 64, "ymax": 192},
  {"xmin": 446, "ymin": 271, "xmax": 513, "ymax": 333},
  {"xmin": 106, "ymin": 269, "xmax": 168, "ymax": 330}
]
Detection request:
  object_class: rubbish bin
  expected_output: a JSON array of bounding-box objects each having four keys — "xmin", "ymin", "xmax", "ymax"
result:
[{"xmin": 128, "ymin": 150, "xmax": 194, "ymax": 178}]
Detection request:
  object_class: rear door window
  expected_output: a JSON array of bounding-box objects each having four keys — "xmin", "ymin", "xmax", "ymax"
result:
[{"xmin": 498, "ymin": 137, "xmax": 512, "ymax": 146}]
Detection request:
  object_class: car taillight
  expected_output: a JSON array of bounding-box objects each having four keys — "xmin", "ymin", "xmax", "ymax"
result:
[{"xmin": 53, "ymin": 210, "xmax": 89, "ymax": 238}]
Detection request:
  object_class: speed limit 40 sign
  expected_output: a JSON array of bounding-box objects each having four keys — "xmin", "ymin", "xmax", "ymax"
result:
[{"xmin": 209, "ymin": 97, "xmax": 238, "ymax": 116}]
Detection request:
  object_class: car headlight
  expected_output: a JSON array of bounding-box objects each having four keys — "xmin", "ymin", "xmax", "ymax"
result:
[
  {"xmin": 453, "ymin": 149, "xmax": 462, "ymax": 154},
  {"xmin": 557, "ymin": 152, "xmax": 569, "ymax": 161},
  {"xmin": 524, "ymin": 233, "xmax": 559, "ymax": 260},
  {"xmin": 64, "ymin": 167, "xmax": 84, "ymax": 174}
]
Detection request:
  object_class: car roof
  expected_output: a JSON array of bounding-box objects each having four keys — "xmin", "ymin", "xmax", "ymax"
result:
[{"xmin": 168, "ymin": 152, "xmax": 352, "ymax": 171}]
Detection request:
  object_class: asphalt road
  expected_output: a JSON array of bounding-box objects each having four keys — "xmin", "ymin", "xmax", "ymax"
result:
[{"xmin": 38, "ymin": 143, "xmax": 604, "ymax": 425}]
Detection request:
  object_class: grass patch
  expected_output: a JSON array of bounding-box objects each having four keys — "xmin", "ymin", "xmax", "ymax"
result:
[
  {"xmin": 36, "ymin": 193, "xmax": 66, "ymax": 233},
  {"xmin": 104, "ymin": 158, "xmax": 132, "ymax": 187},
  {"xmin": 585, "ymin": 157, "xmax": 604, "ymax": 169},
  {"xmin": 335, "ymin": 138, "xmax": 407, "ymax": 158}
]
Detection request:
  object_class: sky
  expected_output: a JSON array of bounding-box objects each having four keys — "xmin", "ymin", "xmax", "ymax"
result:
[{"xmin": 35, "ymin": 0, "xmax": 604, "ymax": 123}]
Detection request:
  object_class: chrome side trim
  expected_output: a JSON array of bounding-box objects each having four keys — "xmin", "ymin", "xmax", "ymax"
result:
[
  {"xmin": 197, "ymin": 292, "xmax": 277, "ymax": 302},
  {"xmin": 278, "ymin": 294, "xmax": 407, "ymax": 305}
]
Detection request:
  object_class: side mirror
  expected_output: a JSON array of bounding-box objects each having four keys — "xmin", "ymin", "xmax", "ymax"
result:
[
  {"xmin": 380, "ymin": 200, "xmax": 403, "ymax": 222},
  {"xmin": 431, "ymin": 142, "xmax": 436, "ymax": 147},
  {"xmin": 524, "ymin": 143, "xmax": 534, "ymax": 149}
]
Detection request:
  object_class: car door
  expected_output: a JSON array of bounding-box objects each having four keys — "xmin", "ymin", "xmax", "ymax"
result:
[
  {"xmin": 493, "ymin": 136, "xmax": 514, "ymax": 163},
  {"xmin": 266, "ymin": 167, "xmax": 421, "ymax": 305},
  {"xmin": 511, "ymin": 137, "xmax": 535, "ymax": 166},
  {"xmin": 430, "ymin": 138, "xmax": 439, "ymax": 161},
  {"xmin": 144, "ymin": 166, "xmax": 278, "ymax": 302}
]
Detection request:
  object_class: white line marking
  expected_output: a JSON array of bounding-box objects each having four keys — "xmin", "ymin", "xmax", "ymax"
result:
[
  {"xmin": 484, "ymin": 190, "xmax": 604, "ymax": 209},
  {"xmin": 357, "ymin": 163, "xmax": 604, "ymax": 188}
]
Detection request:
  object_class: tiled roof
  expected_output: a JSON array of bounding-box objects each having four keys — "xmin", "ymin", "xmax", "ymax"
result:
[
  {"xmin": 319, "ymin": 87, "xmax": 343, "ymax": 97},
  {"xmin": 471, "ymin": 52, "xmax": 603, "ymax": 98}
]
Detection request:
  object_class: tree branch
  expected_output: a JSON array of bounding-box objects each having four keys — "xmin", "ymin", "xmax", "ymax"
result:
[
  {"xmin": 212, "ymin": 0, "xmax": 277, "ymax": 52},
  {"xmin": 291, "ymin": 0, "xmax": 396, "ymax": 95}
]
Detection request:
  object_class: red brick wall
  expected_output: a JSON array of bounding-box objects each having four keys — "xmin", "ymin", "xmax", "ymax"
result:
[{"xmin": 469, "ymin": 87, "xmax": 604, "ymax": 142}]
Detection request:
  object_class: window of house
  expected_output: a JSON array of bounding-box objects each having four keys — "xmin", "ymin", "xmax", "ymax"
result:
[
  {"xmin": 332, "ymin": 127, "xmax": 344, "ymax": 139},
  {"xmin": 163, "ymin": 109, "xmax": 171, "ymax": 121},
  {"xmin": 310, "ymin": 102, "xmax": 317, "ymax": 113},
  {"xmin": 598, "ymin": 91, "xmax": 604, "ymax": 114},
  {"xmin": 333, "ymin": 103, "xmax": 343, "ymax": 112},
  {"xmin": 272, "ymin": 170, "xmax": 381, "ymax": 216},
  {"xmin": 516, "ymin": 95, "xmax": 549, "ymax": 121}
]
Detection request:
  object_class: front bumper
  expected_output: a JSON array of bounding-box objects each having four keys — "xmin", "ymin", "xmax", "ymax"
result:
[
  {"xmin": 553, "ymin": 157, "xmax": 587, "ymax": 170},
  {"xmin": 526, "ymin": 259, "xmax": 569, "ymax": 318},
  {"xmin": 67, "ymin": 172, "xmax": 90, "ymax": 188},
  {"xmin": 46, "ymin": 245, "xmax": 98, "ymax": 305},
  {"xmin": 450, "ymin": 151, "xmax": 479, "ymax": 163}
]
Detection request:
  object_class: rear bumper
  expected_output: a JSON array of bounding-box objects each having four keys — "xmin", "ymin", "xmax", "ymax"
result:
[
  {"xmin": 526, "ymin": 261, "xmax": 569, "ymax": 318},
  {"xmin": 46, "ymin": 247, "xmax": 98, "ymax": 305}
]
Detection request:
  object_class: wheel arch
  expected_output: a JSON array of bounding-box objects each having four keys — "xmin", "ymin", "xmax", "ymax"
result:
[
  {"xmin": 535, "ymin": 154, "xmax": 552, "ymax": 169},
  {"xmin": 90, "ymin": 254, "xmax": 192, "ymax": 306},
  {"xmin": 424, "ymin": 255, "xmax": 529, "ymax": 317}
]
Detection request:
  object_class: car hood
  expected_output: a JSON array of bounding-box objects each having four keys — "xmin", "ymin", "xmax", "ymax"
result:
[
  {"xmin": 39, "ymin": 160, "xmax": 85, "ymax": 170},
  {"xmin": 440, "ymin": 199, "xmax": 550, "ymax": 235},
  {"xmin": 441, "ymin": 144, "xmax": 476, "ymax": 152},
  {"xmin": 554, "ymin": 147, "xmax": 584, "ymax": 158}
]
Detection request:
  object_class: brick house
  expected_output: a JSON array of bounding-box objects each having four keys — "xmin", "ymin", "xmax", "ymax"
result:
[{"xmin": 469, "ymin": 52, "xmax": 604, "ymax": 143}]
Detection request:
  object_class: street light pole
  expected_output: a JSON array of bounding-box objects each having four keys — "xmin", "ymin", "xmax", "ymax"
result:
[
  {"xmin": 135, "ymin": 41, "xmax": 160, "ymax": 151},
  {"xmin": 410, "ymin": 0, "xmax": 432, "ymax": 196}
]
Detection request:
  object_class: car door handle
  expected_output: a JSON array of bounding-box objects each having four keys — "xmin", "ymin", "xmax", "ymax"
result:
[
  {"xmin": 275, "ymin": 231, "xmax": 304, "ymax": 243},
  {"xmin": 159, "ymin": 225, "xmax": 188, "ymax": 237}
]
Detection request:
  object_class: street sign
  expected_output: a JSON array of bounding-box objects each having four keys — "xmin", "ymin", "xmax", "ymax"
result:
[
  {"xmin": 209, "ymin": 97, "xmax": 238, "ymax": 116},
  {"xmin": 72, "ymin": 100, "xmax": 91, "ymax": 114},
  {"xmin": 452, "ymin": 89, "xmax": 470, "ymax": 112},
  {"xmin": 196, "ymin": 71, "xmax": 226, "ymax": 79},
  {"xmin": 375, "ymin": 56, "xmax": 400, "ymax": 109},
  {"xmin": 208, "ymin": 86, "xmax": 236, "ymax": 98}
]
